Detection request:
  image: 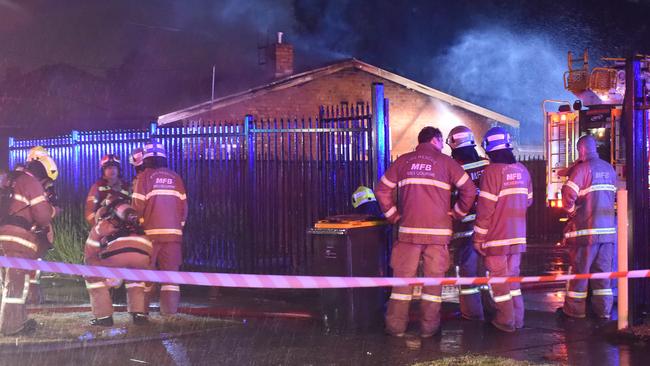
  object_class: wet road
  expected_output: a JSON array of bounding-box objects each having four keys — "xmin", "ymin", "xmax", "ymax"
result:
[
  {"xmin": 2, "ymin": 245, "xmax": 643, "ymax": 366},
  {"xmin": 3, "ymin": 307, "xmax": 648, "ymax": 366},
  {"xmin": 521, "ymin": 245, "xmax": 570, "ymax": 276}
]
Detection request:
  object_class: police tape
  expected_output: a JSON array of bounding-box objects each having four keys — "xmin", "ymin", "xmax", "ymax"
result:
[{"xmin": 1, "ymin": 255, "xmax": 649, "ymax": 288}]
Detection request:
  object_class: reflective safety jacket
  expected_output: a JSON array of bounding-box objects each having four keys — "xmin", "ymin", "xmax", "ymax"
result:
[
  {"xmin": 561, "ymin": 153, "xmax": 616, "ymax": 246},
  {"xmin": 451, "ymin": 158, "xmax": 489, "ymax": 242},
  {"xmin": 84, "ymin": 221, "xmax": 153, "ymax": 263},
  {"xmin": 376, "ymin": 143, "xmax": 477, "ymax": 245},
  {"xmin": 0, "ymin": 170, "xmax": 55, "ymax": 254},
  {"xmin": 474, "ymin": 162, "xmax": 533, "ymax": 255},
  {"xmin": 85, "ymin": 178, "xmax": 130, "ymax": 225},
  {"xmin": 132, "ymin": 167, "xmax": 187, "ymax": 242}
]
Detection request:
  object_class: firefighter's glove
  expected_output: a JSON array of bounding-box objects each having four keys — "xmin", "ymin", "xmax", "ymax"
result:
[
  {"xmin": 31, "ymin": 225, "xmax": 49, "ymax": 237},
  {"xmin": 387, "ymin": 212, "xmax": 401, "ymax": 225},
  {"xmin": 99, "ymin": 237, "xmax": 109, "ymax": 249},
  {"xmin": 473, "ymin": 241, "xmax": 486, "ymax": 256},
  {"xmin": 566, "ymin": 206, "xmax": 578, "ymax": 219},
  {"xmin": 45, "ymin": 189, "xmax": 59, "ymax": 207}
]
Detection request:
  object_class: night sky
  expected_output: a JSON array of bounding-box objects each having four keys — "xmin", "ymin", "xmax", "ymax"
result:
[{"xmin": 1, "ymin": 0, "xmax": 650, "ymax": 143}]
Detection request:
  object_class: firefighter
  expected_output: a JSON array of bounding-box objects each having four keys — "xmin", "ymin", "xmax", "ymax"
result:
[
  {"xmin": 559, "ymin": 134, "xmax": 616, "ymax": 319},
  {"xmin": 84, "ymin": 194, "xmax": 152, "ymax": 326},
  {"xmin": 22, "ymin": 146, "xmax": 56, "ymax": 305},
  {"xmin": 473, "ymin": 127, "xmax": 533, "ymax": 332},
  {"xmin": 446, "ymin": 125, "xmax": 490, "ymax": 321},
  {"xmin": 0, "ymin": 153, "xmax": 58, "ymax": 335},
  {"xmin": 85, "ymin": 154, "xmax": 130, "ymax": 226},
  {"xmin": 132, "ymin": 141, "xmax": 187, "ymax": 315},
  {"xmin": 376, "ymin": 126, "xmax": 477, "ymax": 338}
]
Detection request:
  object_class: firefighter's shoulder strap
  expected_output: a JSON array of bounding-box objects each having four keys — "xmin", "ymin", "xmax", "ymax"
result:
[
  {"xmin": 0, "ymin": 170, "xmax": 18, "ymax": 219},
  {"xmin": 0, "ymin": 170, "xmax": 33, "ymax": 230}
]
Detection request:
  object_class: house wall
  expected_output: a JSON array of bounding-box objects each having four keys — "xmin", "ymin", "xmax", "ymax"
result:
[{"xmin": 182, "ymin": 68, "xmax": 513, "ymax": 157}]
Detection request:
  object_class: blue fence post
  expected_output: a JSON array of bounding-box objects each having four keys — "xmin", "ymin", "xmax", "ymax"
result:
[
  {"xmin": 149, "ymin": 121, "xmax": 158, "ymax": 140},
  {"xmin": 244, "ymin": 115, "xmax": 253, "ymax": 163},
  {"xmin": 2, "ymin": 137, "xmax": 12, "ymax": 170},
  {"xmin": 371, "ymin": 82, "xmax": 387, "ymax": 187},
  {"xmin": 243, "ymin": 115, "xmax": 255, "ymax": 272},
  {"xmin": 384, "ymin": 97, "xmax": 391, "ymax": 169},
  {"xmin": 71, "ymin": 130, "xmax": 80, "ymax": 191}
]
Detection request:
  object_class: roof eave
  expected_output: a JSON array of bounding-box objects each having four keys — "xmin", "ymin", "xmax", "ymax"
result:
[{"xmin": 158, "ymin": 58, "xmax": 519, "ymax": 128}]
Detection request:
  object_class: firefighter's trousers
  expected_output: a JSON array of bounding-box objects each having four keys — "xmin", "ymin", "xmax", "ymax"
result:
[
  {"xmin": 85, "ymin": 252, "xmax": 149, "ymax": 318},
  {"xmin": 563, "ymin": 242, "xmax": 614, "ymax": 318},
  {"xmin": 145, "ymin": 241, "xmax": 182, "ymax": 315},
  {"xmin": 453, "ymin": 239, "xmax": 484, "ymax": 320},
  {"xmin": 484, "ymin": 253, "xmax": 523, "ymax": 330},
  {"xmin": 0, "ymin": 237, "xmax": 39, "ymax": 335},
  {"xmin": 385, "ymin": 242, "xmax": 450, "ymax": 335}
]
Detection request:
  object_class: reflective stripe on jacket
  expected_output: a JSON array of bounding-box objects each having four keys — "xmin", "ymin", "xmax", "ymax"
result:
[
  {"xmin": 84, "ymin": 179, "xmax": 130, "ymax": 226},
  {"xmin": 474, "ymin": 162, "xmax": 532, "ymax": 255},
  {"xmin": 131, "ymin": 167, "xmax": 187, "ymax": 242},
  {"xmin": 0, "ymin": 171, "xmax": 54, "ymax": 254},
  {"xmin": 375, "ymin": 143, "xmax": 477, "ymax": 245},
  {"xmin": 84, "ymin": 225, "xmax": 153, "ymax": 262},
  {"xmin": 451, "ymin": 158, "xmax": 488, "ymax": 242},
  {"xmin": 561, "ymin": 154, "xmax": 616, "ymax": 246}
]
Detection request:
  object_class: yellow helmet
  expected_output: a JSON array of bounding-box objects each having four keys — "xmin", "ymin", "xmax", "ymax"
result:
[
  {"xmin": 27, "ymin": 146, "xmax": 50, "ymax": 162},
  {"xmin": 36, "ymin": 155, "xmax": 59, "ymax": 181},
  {"xmin": 351, "ymin": 186, "xmax": 376, "ymax": 208}
]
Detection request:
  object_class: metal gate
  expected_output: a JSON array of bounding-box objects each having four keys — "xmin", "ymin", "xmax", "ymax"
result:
[{"xmin": 7, "ymin": 85, "xmax": 390, "ymax": 274}]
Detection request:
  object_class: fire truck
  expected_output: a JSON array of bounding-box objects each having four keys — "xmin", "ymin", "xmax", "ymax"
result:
[{"xmin": 544, "ymin": 50, "xmax": 650, "ymax": 208}]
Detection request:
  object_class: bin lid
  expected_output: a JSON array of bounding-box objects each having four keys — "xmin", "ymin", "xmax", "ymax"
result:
[{"xmin": 314, "ymin": 214, "xmax": 387, "ymax": 229}]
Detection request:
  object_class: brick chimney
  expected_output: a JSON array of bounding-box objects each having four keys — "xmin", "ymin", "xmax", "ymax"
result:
[{"xmin": 268, "ymin": 32, "xmax": 294, "ymax": 79}]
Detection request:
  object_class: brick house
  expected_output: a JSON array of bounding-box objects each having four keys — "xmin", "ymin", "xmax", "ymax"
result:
[{"xmin": 157, "ymin": 40, "xmax": 519, "ymax": 158}]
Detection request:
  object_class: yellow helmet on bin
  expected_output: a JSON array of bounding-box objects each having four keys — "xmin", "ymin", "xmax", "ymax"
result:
[{"xmin": 351, "ymin": 186, "xmax": 376, "ymax": 208}]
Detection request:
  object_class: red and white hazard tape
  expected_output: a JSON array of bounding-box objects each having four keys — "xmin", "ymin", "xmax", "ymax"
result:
[{"xmin": 1, "ymin": 256, "xmax": 649, "ymax": 289}]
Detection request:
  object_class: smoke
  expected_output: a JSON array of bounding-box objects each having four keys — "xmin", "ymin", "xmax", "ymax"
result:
[
  {"xmin": 0, "ymin": 1, "xmax": 30, "ymax": 33},
  {"xmin": 430, "ymin": 26, "xmax": 574, "ymax": 145},
  {"xmin": 2, "ymin": 0, "xmax": 647, "ymax": 137},
  {"xmin": 154, "ymin": 0, "xmax": 353, "ymax": 98}
]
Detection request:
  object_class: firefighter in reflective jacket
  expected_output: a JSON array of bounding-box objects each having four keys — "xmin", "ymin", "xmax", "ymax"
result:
[
  {"xmin": 473, "ymin": 127, "xmax": 532, "ymax": 332},
  {"xmin": 0, "ymin": 153, "xmax": 58, "ymax": 335},
  {"xmin": 20, "ymin": 147, "xmax": 56, "ymax": 305},
  {"xmin": 132, "ymin": 141, "xmax": 187, "ymax": 315},
  {"xmin": 376, "ymin": 127, "xmax": 477, "ymax": 338},
  {"xmin": 446, "ymin": 125, "xmax": 490, "ymax": 321},
  {"xmin": 85, "ymin": 154, "xmax": 130, "ymax": 226},
  {"xmin": 559, "ymin": 134, "xmax": 617, "ymax": 319},
  {"xmin": 84, "ymin": 194, "xmax": 152, "ymax": 326}
]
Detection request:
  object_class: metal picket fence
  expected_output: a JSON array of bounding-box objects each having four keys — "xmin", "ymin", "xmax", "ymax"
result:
[{"xmin": 8, "ymin": 97, "xmax": 390, "ymax": 275}]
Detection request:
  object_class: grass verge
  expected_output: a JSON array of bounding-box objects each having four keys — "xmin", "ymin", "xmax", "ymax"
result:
[
  {"xmin": 412, "ymin": 355, "xmax": 554, "ymax": 366},
  {"xmin": 0, "ymin": 312, "xmax": 240, "ymax": 346}
]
